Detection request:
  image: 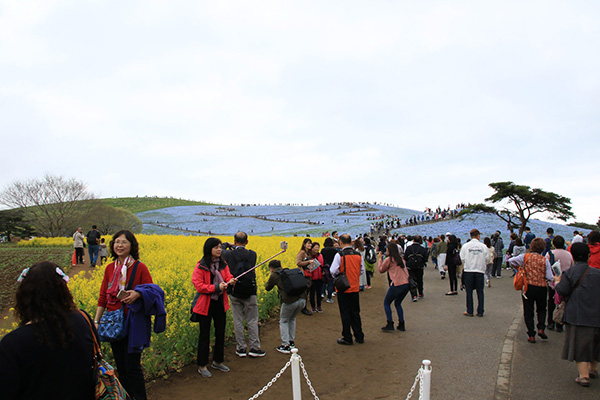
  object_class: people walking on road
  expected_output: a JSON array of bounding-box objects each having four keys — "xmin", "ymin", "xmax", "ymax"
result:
[
  {"xmin": 444, "ymin": 235, "xmax": 460, "ymax": 295},
  {"xmin": 491, "ymin": 231, "xmax": 504, "ymax": 278},
  {"xmin": 508, "ymin": 238, "xmax": 553, "ymax": 343},
  {"xmin": 378, "ymin": 242, "xmax": 410, "ymax": 332},
  {"xmin": 363, "ymin": 237, "xmax": 377, "ymax": 289},
  {"xmin": 460, "ymin": 229, "xmax": 492, "ymax": 317},
  {"xmin": 86, "ymin": 225, "xmax": 101, "ymax": 267},
  {"xmin": 331, "ymin": 234, "xmax": 365, "ymax": 345},
  {"xmin": 309, "ymin": 242, "xmax": 324, "ymax": 313},
  {"xmin": 404, "ymin": 236, "xmax": 427, "ymax": 300},
  {"xmin": 435, "ymin": 235, "xmax": 448, "ymax": 279},
  {"xmin": 265, "ymin": 260, "xmax": 307, "ymax": 354},
  {"xmin": 320, "ymin": 237, "xmax": 337, "ymax": 303},
  {"xmin": 73, "ymin": 227, "xmax": 85, "ymax": 264},
  {"xmin": 191, "ymin": 237, "xmax": 237, "ymax": 378},
  {"xmin": 222, "ymin": 232, "xmax": 265, "ymax": 358},
  {"xmin": 98, "ymin": 237, "xmax": 108, "ymax": 265},
  {"xmin": 546, "ymin": 235, "xmax": 574, "ymax": 333},
  {"xmin": 524, "ymin": 227, "xmax": 536, "ymax": 249},
  {"xmin": 353, "ymin": 237, "xmax": 367, "ymax": 290},
  {"xmin": 296, "ymin": 238, "xmax": 314, "ymax": 316},
  {"xmin": 555, "ymin": 242, "xmax": 600, "ymax": 387},
  {"xmin": 587, "ymin": 231, "xmax": 600, "ymax": 269},
  {"xmin": 483, "ymin": 237, "xmax": 495, "ymax": 287}
]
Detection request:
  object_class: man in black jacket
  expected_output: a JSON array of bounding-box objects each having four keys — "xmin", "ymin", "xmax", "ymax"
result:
[
  {"xmin": 222, "ymin": 232, "xmax": 265, "ymax": 358},
  {"xmin": 404, "ymin": 236, "xmax": 428, "ymax": 301}
]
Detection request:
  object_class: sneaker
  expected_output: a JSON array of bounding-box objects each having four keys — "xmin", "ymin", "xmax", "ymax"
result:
[
  {"xmin": 236, "ymin": 348, "xmax": 247, "ymax": 357},
  {"xmin": 301, "ymin": 308, "xmax": 312, "ymax": 316},
  {"xmin": 332, "ymin": 292, "xmax": 336, "ymax": 297},
  {"xmin": 537, "ymin": 329, "xmax": 548, "ymax": 340},
  {"xmin": 418, "ymin": 294, "xmax": 424, "ymax": 298},
  {"xmin": 289, "ymin": 341, "xmax": 295, "ymax": 348},
  {"xmin": 276, "ymin": 345, "xmax": 291, "ymax": 354},
  {"xmin": 527, "ymin": 336, "xmax": 536, "ymax": 344},
  {"xmin": 249, "ymin": 349, "xmax": 266, "ymax": 358},
  {"xmin": 198, "ymin": 367, "xmax": 212, "ymax": 378},
  {"xmin": 326, "ymin": 298, "xmax": 334, "ymax": 303},
  {"xmin": 311, "ymin": 308, "xmax": 317, "ymax": 313},
  {"xmin": 316, "ymin": 307, "xmax": 323, "ymax": 313},
  {"xmin": 411, "ymin": 297, "xmax": 418, "ymax": 302},
  {"xmin": 211, "ymin": 361, "xmax": 230, "ymax": 372}
]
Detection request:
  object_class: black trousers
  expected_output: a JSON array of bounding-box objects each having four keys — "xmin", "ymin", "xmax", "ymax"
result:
[
  {"xmin": 337, "ymin": 291, "xmax": 364, "ymax": 342},
  {"xmin": 197, "ymin": 298, "xmax": 226, "ymax": 367},
  {"xmin": 408, "ymin": 268, "xmax": 424, "ymax": 297},
  {"xmin": 447, "ymin": 264, "xmax": 458, "ymax": 292},
  {"xmin": 110, "ymin": 335, "xmax": 147, "ymax": 400},
  {"xmin": 522, "ymin": 285, "xmax": 547, "ymax": 337},
  {"xmin": 75, "ymin": 247, "xmax": 84, "ymax": 263},
  {"xmin": 310, "ymin": 279, "xmax": 323, "ymax": 309}
]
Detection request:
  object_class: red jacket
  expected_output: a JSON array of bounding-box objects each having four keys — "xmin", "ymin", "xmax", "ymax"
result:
[
  {"xmin": 311, "ymin": 254, "xmax": 323, "ymax": 280},
  {"xmin": 589, "ymin": 243, "xmax": 600, "ymax": 270},
  {"xmin": 97, "ymin": 261, "xmax": 153, "ymax": 314},
  {"xmin": 192, "ymin": 259, "xmax": 234, "ymax": 316}
]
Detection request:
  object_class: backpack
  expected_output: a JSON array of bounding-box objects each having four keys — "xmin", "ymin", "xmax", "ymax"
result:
[
  {"xmin": 278, "ymin": 268, "xmax": 307, "ymax": 297},
  {"xmin": 514, "ymin": 254, "xmax": 529, "ymax": 293},
  {"xmin": 365, "ymin": 246, "xmax": 377, "ymax": 264},
  {"xmin": 406, "ymin": 251, "xmax": 425, "ymax": 270},
  {"xmin": 226, "ymin": 249, "xmax": 257, "ymax": 299}
]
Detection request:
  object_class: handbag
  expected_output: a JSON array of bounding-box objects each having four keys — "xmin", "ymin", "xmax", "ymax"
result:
[
  {"xmin": 513, "ymin": 255, "xmax": 529, "ymax": 293},
  {"xmin": 98, "ymin": 261, "xmax": 139, "ymax": 342},
  {"xmin": 553, "ymin": 266, "xmax": 591, "ymax": 324},
  {"xmin": 79, "ymin": 310, "xmax": 129, "ymax": 400},
  {"xmin": 333, "ymin": 253, "xmax": 351, "ymax": 292}
]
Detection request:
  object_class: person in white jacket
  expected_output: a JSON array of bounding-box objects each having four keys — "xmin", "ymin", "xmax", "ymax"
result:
[{"xmin": 459, "ymin": 229, "xmax": 493, "ymax": 317}]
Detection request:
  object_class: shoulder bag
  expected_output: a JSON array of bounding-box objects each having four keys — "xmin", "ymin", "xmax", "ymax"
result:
[
  {"xmin": 98, "ymin": 261, "xmax": 139, "ymax": 342},
  {"xmin": 553, "ymin": 266, "xmax": 590, "ymax": 324},
  {"xmin": 79, "ymin": 310, "xmax": 129, "ymax": 400},
  {"xmin": 333, "ymin": 253, "xmax": 351, "ymax": 292}
]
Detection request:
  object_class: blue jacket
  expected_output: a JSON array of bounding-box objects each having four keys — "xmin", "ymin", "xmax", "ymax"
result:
[{"xmin": 126, "ymin": 283, "xmax": 166, "ymax": 353}]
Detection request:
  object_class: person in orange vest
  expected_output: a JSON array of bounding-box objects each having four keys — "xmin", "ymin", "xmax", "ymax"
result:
[{"xmin": 330, "ymin": 234, "xmax": 365, "ymax": 345}]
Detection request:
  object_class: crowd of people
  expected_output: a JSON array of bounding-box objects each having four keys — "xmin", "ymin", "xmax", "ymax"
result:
[{"xmin": 2, "ymin": 222, "xmax": 600, "ymax": 398}]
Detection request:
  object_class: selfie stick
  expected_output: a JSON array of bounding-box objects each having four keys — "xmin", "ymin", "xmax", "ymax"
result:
[{"xmin": 234, "ymin": 248, "xmax": 287, "ymax": 280}]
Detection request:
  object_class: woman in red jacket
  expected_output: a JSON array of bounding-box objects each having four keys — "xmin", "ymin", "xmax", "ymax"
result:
[
  {"xmin": 94, "ymin": 230, "xmax": 153, "ymax": 400},
  {"xmin": 192, "ymin": 237, "xmax": 236, "ymax": 378},
  {"xmin": 309, "ymin": 242, "xmax": 324, "ymax": 313}
]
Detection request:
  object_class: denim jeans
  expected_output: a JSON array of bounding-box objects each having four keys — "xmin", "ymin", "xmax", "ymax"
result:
[
  {"xmin": 463, "ymin": 272, "xmax": 484, "ymax": 315},
  {"xmin": 383, "ymin": 283, "xmax": 409, "ymax": 322},
  {"xmin": 88, "ymin": 244, "xmax": 99, "ymax": 266},
  {"xmin": 280, "ymin": 298, "xmax": 305, "ymax": 345}
]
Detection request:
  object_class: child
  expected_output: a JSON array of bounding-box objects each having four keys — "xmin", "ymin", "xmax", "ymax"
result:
[
  {"xmin": 265, "ymin": 260, "xmax": 306, "ymax": 354},
  {"xmin": 98, "ymin": 238, "xmax": 108, "ymax": 265}
]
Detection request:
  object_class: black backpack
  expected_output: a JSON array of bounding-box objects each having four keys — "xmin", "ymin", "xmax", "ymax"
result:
[
  {"xmin": 365, "ymin": 246, "xmax": 377, "ymax": 264},
  {"xmin": 230, "ymin": 257, "xmax": 257, "ymax": 299},
  {"xmin": 278, "ymin": 268, "xmax": 307, "ymax": 297},
  {"xmin": 406, "ymin": 252, "xmax": 425, "ymax": 270}
]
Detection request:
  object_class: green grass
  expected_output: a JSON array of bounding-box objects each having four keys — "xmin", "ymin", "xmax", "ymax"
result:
[
  {"xmin": 98, "ymin": 197, "xmax": 217, "ymax": 214},
  {"xmin": 0, "ymin": 247, "xmax": 71, "ymax": 312}
]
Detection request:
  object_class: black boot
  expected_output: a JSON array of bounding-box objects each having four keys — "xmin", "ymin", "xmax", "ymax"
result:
[
  {"xmin": 397, "ymin": 321, "xmax": 406, "ymax": 331},
  {"xmin": 381, "ymin": 320, "xmax": 394, "ymax": 332}
]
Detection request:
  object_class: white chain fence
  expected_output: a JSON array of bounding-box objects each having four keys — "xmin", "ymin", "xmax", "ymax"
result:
[{"xmin": 248, "ymin": 349, "xmax": 431, "ymax": 400}]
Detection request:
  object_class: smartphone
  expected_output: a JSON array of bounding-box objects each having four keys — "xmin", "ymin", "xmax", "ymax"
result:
[
  {"xmin": 280, "ymin": 241, "xmax": 288, "ymax": 251},
  {"xmin": 117, "ymin": 289, "xmax": 128, "ymax": 299}
]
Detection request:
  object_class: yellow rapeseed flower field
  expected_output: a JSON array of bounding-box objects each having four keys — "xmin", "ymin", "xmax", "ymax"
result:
[{"xmin": 22, "ymin": 234, "xmax": 310, "ymax": 378}]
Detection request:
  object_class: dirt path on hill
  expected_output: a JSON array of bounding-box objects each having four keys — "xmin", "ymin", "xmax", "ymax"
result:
[{"xmin": 147, "ymin": 270, "xmax": 427, "ymax": 400}]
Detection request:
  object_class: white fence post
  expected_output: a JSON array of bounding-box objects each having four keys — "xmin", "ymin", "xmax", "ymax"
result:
[
  {"xmin": 290, "ymin": 348, "xmax": 302, "ymax": 400},
  {"xmin": 421, "ymin": 360, "xmax": 432, "ymax": 400}
]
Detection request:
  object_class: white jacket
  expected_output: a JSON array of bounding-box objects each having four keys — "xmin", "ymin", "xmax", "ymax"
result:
[{"xmin": 460, "ymin": 238, "xmax": 492, "ymax": 274}]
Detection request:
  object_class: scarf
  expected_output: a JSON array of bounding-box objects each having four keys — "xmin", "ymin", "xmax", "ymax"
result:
[
  {"xmin": 210, "ymin": 257, "xmax": 225, "ymax": 300},
  {"xmin": 107, "ymin": 255, "xmax": 134, "ymax": 306}
]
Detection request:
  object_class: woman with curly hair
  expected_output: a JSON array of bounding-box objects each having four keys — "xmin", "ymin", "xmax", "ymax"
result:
[{"xmin": 0, "ymin": 262, "xmax": 96, "ymax": 399}]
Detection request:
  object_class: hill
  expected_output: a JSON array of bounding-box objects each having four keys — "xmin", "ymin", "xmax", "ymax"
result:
[{"xmin": 99, "ymin": 196, "xmax": 216, "ymax": 214}]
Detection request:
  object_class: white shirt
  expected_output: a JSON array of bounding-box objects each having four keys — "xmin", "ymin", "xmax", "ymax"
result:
[
  {"xmin": 330, "ymin": 246, "xmax": 365, "ymax": 277},
  {"xmin": 459, "ymin": 238, "xmax": 492, "ymax": 274},
  {"xmin": 572, "ymin": 235, "xmax": 584, "ymax": 244}
]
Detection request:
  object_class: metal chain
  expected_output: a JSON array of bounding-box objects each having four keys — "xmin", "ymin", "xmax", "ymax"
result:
[
  {"xmin": 418, "ymin": 367, "xmax": 424, "ymax": 400},
  {"xmin": 405, "ymin": 367, "xmax": 423, "ymax": 400},
  {"xmin": 298, "ymin": 356, "xmax": 320, "ymax": 400},
  {"xmin": 248, "ymin": 359, "xmax": 292, "ymax": 400}
]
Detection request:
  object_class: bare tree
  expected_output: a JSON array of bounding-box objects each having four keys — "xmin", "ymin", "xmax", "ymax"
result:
[{"xmin": 0, "ymin": 175, "xmax": 94, "ymax": 237}]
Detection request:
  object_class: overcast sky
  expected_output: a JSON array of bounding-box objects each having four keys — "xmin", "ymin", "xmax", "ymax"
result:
[{"xmin": 1, "ymin": 0, "xmax": 599, "ymax": 223}]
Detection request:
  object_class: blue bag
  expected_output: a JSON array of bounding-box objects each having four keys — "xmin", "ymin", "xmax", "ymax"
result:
[{"xmin": 98, "ymin": 261, "xmax": 139, "ymax": 342}]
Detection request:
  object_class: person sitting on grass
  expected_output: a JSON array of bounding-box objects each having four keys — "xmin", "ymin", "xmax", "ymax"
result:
[{"xmin": 265, "ymin": 260, "xmax": 307, "ymax": 354}]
